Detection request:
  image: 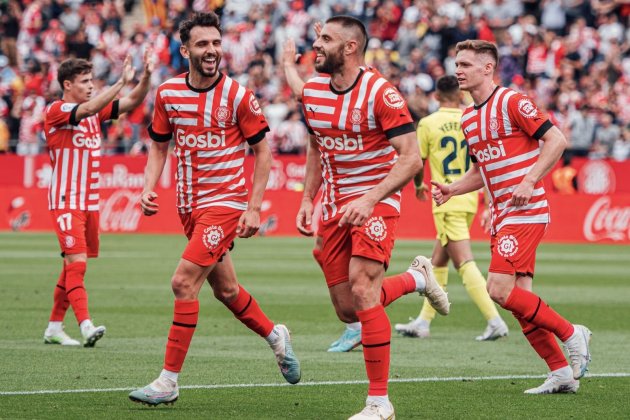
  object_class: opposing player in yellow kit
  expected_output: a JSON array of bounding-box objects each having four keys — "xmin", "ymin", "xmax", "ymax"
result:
[{"xmin": 394, "ymin": 75, "xmax": 509, "ymax": 341}]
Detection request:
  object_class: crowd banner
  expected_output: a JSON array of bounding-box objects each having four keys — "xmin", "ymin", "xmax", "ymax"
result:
[{"xmin": 1, "ymin": 155, "xmax": 629, "ymax": 244}]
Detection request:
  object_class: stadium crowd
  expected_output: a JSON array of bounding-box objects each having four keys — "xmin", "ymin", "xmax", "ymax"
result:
[{"xmin": 1, "ymin": 0, "xmax": 629, "ymax": 160}]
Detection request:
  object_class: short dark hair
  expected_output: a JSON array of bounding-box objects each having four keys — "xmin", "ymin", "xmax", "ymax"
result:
[
  {"xmin": 179, "ymin": 12, "xmax": 222, "ymax": 45},
  {"xmin": 455, "ymin": 39, "xmax": 499, "ymax": 67},
  {"xmin": 436, "ymin": 75, "xmax": 459, "ymax": 95},
  {"xmin": 326, "ymin": 15, "xmax": 368, "ymax": 53},
  {"xmin": 57, "ymin": 58, "xmax": 92, "ymax": 88}
]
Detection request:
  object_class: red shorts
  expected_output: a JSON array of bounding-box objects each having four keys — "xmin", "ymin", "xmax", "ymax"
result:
[
  {"xmin": 50, "ymin": 210, "xmax": 100, "ymax": 258},
  {"xmin": 179, "ymin": 207, "xmax": 242, "ymax": 267},
  {"xmin": 489, "ymin": 223, "xmax": 547, "ymax": 277},
  {"xmin": 319, "ymin": 204, "xmax": 399, "ymax": 288}
]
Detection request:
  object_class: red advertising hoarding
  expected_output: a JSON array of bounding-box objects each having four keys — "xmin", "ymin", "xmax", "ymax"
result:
[{"xmin": 1, "ymin": 155, "xmax": 629, "ymax": 244}]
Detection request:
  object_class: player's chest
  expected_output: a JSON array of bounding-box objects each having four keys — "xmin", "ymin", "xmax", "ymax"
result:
[{"xmin": 56, "ymin": 118, "xmax": 103, "ymax": 150}]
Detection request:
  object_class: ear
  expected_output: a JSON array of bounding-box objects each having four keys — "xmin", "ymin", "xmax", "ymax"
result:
[
  {"xmin": 485, "ymin": 62, "xmax": 494, "ymax": 75},
  {"xmin": 180, "ymin": 44, "xmax": 189, "ymax": 59},
  {"xmin": 345, "ymin": 40, "xmax": 358, "ymax": 56},
  {"xmin": 63, "ymin": 79, "xmax": 72, "ymax": 91}
]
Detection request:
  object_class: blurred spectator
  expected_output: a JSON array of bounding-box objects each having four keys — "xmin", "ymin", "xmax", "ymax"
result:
[
  {"xmin": 551, "ymin": 154, "xmax": 578, "ymax": 194},
  {"xmin": 275, "ymin": 110, "xmax": 308, "ymax": 155},
  {"xmin": 611, "ymin": 124, "xmax": 630, "ymax": 161},
  {"xmin": 0, "ymin": 0, "xmax": 628, "ymax": 161},
  {"xmin": 566, "ymin": 105, "xmax": 596, "ymax": 157}
]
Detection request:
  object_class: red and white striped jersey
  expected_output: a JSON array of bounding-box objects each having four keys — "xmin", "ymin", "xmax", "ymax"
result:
[
  {"xmin": 301, "ymin": 69, "xmax": 414, "ymax": 221},
  {"xmin": 44, "ymin": 99, "xmax": 119, "ymax": 211},
  {"xmin": 461, "ymin": 86, "xmax": 554, "ymax": 233},
  {"xmin": 149, "ymin": 73, "xmax": 270, "ymax": 213}
]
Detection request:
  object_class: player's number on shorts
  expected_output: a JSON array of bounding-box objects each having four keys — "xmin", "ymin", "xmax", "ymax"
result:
[
  {"xmin": 56, "ymin": 213, "xmax": 72, "ymax": 231},
  {"xmin": 440, "ymin": 136, "xmax": 470, "ymax": 175}
]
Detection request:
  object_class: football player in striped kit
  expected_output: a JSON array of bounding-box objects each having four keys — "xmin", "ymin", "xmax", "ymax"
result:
[
  {"xmin": 297, "ymin": 16, "xmax": 449, "ymax": 419},
  {"xmin": 129, "ymin": 12, "xmax": 300, "ymax": 406},
  {"xmin": 43, "ymin": 51, "xmax": 153, "ymax": 347},
  {"xmin": 432, "ymin": 40, "xmax": 592, "ymax": 394}
]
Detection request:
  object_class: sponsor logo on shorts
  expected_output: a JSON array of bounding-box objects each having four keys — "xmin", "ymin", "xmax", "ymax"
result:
[
  {"xmin": 497, "ymin": 234, "xmax": 518, "ymax": 257},
  {"xmin": 364, "ymin": 217, "xmax": 387, "ymax": 242},
  {"xmin": 202, "ymin": 225, "xmax": 224, "ymax": 250},
  {"xmin": 65, "ymin": 235, "xmax": 76, "ymax": 248}
]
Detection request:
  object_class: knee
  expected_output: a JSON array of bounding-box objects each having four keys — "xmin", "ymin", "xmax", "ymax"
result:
[
  {"xmin": 171, "ymin": 274, "xmax": 195, "ymax": 298},
  {"xmin": 335, "ymin": 306, "xmax": 358, "ymax": 323},
  {"xmin": 486, "ymin": 281, "xmax": 511, "ymax": 307},
  {"xmin": 212, "ymin": 284, "xmax": 239, "ymax": 304}
]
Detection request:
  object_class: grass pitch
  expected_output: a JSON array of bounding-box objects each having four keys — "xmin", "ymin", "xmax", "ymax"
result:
[{"xmin": 0, "ymin": 232, "xmax": 629, "ymax": 419}]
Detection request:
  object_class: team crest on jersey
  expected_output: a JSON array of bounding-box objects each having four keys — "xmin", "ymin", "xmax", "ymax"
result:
[
  {"xmin": 489, "ymin": 117, "xmax": 500, "ymax": 132},
  {"xmin": 497, "ymin": 234, "xmax": 518, "ymax": 257},
  {"xmin": 518, "ymin": 98, "xmax": 537, "ymax": 118},
  {"xmin": 65, "ymin": 235, "xmax": 76, "ymax": 248},
  {"xmin": 364, "ymin": 217, "xmax": 387, "ymax": 242},
  {"xmin": 383, "ymin": 87, "xmax": 405, "ymax": 109},
  {"xmin": 350, "ymin": 108, "xmax": 364, "ymax": 125},
  {"xmin": 202, "ymin": 225, "xmax": 225, "ymax": 251},
  {"xmin": 249, "ymin": 93, "xmax": 262, "ymax": 116},
  {"xmin": 214, "ymin": 106, "xmax": 232, "ymax": 123}
]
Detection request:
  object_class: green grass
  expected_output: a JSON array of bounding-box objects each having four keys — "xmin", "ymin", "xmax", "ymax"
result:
[{"xmin": 1, "ymin": 232, "xmax": 629, "ymax": 419}]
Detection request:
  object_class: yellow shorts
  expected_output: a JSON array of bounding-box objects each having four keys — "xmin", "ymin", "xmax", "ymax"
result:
[{"xmin": 433, "ymin": 211, "xmax": 475, "ymax": 247}]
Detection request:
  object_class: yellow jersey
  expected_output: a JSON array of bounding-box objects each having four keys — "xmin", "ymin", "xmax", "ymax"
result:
[{"xmin": 417, "ymin": 107, "xmax": 478, "ymax": 214}]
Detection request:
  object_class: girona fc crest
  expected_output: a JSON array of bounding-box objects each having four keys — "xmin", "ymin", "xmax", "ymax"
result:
[
  {"xmin": 214, "ymin": 106, "xmax": 232, "ymax": 123},
  {"xmin": 383, "ymin": 87, "xmax": 405, "ymax": 109},
  {"xmin": 202, "ymin": 225, "xmax": 225, "ymax": 251},
  {"xmin": 364, "ymin": 217, "xmax": 387, "ymax": 242},
  {"xmin": 350, "ymin": 108, "xmax": 364, "ymax": 125},
  {"xmin": 517, "ymin": 98, "xmax": 537, "ymax": 118},
  {"xmin": 249, "ymin": 93, "xmax": 262, "ymax": 116},
  {"xmin": 65, "ymin": 235, "xmax": 76, "ymax": 248},
  {"xmin": 489, "ymin": 117, "xmax": 500, "ymax": 132},
  {"xmin": 497, "ymin": 235, "xmax": 518, "ymax": 257}
]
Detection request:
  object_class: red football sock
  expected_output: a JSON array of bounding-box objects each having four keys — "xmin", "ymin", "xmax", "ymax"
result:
[
  {"xmin": 312, "ymin": 248, "xmax": 324, "ymax": 270},
  {"xmin": 225, "ymin": 286, "xmax": 274, "ymax": 337},
  {"xmin": 64, "ymin": 261, "xmax": 90, "ymax": 324},
  {"xmin": 503, "ymin": 287, "xmax": 574, "ymax": 341},
  {"xmin": 357, "ymin": 305, "xmax": 391, "ymax": 396},
  {"xmin": 164, "ymin": 299, "xmax": 199, "ymax": 373},
  {"xmin": 49, "ymin": 264, "xmax": 70, "ymax": 322},
  {"xmin": 516, "ymin": 315, "xmax": 568, "ymax": 371},
  {"xmin": 380, "ymin": 272, "xmax": 416, "ymax": 307}
]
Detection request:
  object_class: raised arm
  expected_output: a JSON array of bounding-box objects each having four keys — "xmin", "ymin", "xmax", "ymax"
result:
[
  {"xmin": 282, "ymin": 39, "xmax": 306, "ymax": 101},
  {"xmin": 118, "ymin": 48, "xmax": 155, "ymax": 115},
  {"xmin": 74, "ymin": 55, "xmax": 135, "ymax": 121}
]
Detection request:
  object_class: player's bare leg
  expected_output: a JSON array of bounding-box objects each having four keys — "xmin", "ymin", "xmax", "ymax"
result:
[
  {"xmin": 348, "ymin": 257, "xmax": 395, "ymax": 420},
  {"xmin": 327, "ymin": 282, "xmax": 362, "ymax": 352},
  {"xmin": 129, "ymin": 259, "xmax": 211, "ymax": 406},
  {"xmin": 208, "ymin": 252, "xmax": 300, "ymax": 384}
]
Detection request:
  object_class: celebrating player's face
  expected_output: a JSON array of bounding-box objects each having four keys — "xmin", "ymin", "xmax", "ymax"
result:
[
  {"xmin": 313, "ymin": 23, "xmax": 345, "ymax": 74},
  {"xmin": 184, "ymin": 26, "xmax": 222, "ymax": 79},
  {"xmin": 454, "ymin": 49, "xmax": 491, "ymax": 91},
  {"xmin": 66, "ymin": 72, "xmax": 94, "ymax": 103}
]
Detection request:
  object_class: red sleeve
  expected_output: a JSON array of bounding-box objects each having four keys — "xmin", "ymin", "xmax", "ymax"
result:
[
  {"xmin": 237, "ymin": 90, "xmax": 270, "ymax": 145},
  {"xmin": 508, "ymin": 93, "xmax": 553, "ymax": 140},
  {"xmin": 373, "ymin": 82, "xmax": 415, "ymax": 139},
  {"xmin": 148, "ymin": 89, "xmax": 172, "ymax": 142},
  {"xmin": 97, "ymin": 100, "xmax": 119, "ymax": 122},
  {"xmin": 45, "ymin": 101, "xmax": 77, "ymax": 127}
]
